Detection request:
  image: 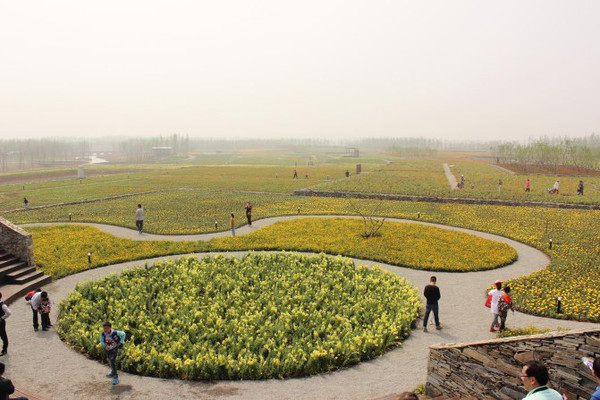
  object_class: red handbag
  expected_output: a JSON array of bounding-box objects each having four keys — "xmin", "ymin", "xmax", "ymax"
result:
[{"xmin": 484, "ymin": 294, "xmax": 492, "ymax": 308}]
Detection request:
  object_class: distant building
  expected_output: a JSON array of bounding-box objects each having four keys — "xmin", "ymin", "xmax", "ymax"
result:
[
  {"xmin": 151, "ymin": 147, "xmax": 173, "ymax": 157},
  {"xmin": 345, "ymin": 147, "xmax": 359, "ymax": 157}
]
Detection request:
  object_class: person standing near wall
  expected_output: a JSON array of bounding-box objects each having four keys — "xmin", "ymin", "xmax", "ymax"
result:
[
  {"xmin": 520, "ymin": 361, "xmax": 563, "ymax": 399},
  {"xmin": 0, "ymin": 293, "xmax": 10, "ymax": 356},
  {"xmin": 588, "ymin": 357, "xmax": 600, "ymax": 400},
  {"xmin": 135, "ymin": 204, "xmax": 144, "ymax": 234},
  {"xmin": 423, "ymin": 276, "xmax": 442, "ymax": 332}
]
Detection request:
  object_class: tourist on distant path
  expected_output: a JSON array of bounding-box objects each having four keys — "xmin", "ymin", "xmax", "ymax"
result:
[
  {"xmin": 135, "ymin": 204, "xmax": 144, "ymax": 234},
  {"xmin": 23, "ymin": 197, "xmax": 28, "ymax": 209},
  {"xmin": 244, "ymin": 202, "xmax": 253, "ymax": 227},
  {"xmin": 587, "ymin": 357, "xmax": 600, "ymax": 400},
  {"xmin": 423, "ymin": 276, "xmax": 442, "ymax": 332},
  {"xmin": 525, "ymin": 178, "xmax": 530, "ymax": 192},
  {"xmin": 396, "ymin": 392, "xmax": 418, "ymax": 400},
  {"xmin": 26, "ymin": 289, "xmax": 42, "ymax": 331},
  {"xmin": 345, "ymin": 170, "xmax": 350, "ymax": 178},
  {"xmin": 0, "ymin": 294, "xmax": 10, "ymax": 357},
  {"xmin": 498, "ymin": 286, "xmax": 514, "ymax": 331},
  {"xmin": 100, "ymin": 322, "xmax": 126, "ymax": 386},
  {"xmin": 0, "ymin": 362, "xmax": 28, "ymax": 400},
  {"xmin": 498, "ymin": 179, "xmax": 503, "ymax": 192},
  {"xmin": 459, "ymin": 174, "xmax": 465, "ymax": 189},
  {"xmin": 577, "ymin": 180, "xmax": 584, "ymax": 196},
  {"xmin": 520, "ymin": 361, "xmax": 563, "ymax": 399},
  {"xmin": 552, "ymin": 180, "xmax": 559, "ymax": 195},
  {"xmin": 39, "ymin": 293, "xmax": 52, "ymax": 331},
  {"xmin": 488, "ymin": 280, "xmax": 504, "ymax": 332},
  {"xmin": 230, "ymin": 213, "xmax": 236, "ymax": 236},
  {"xmin": 293, "ymin": 169, "xmax": 298, "ymax": 179}
]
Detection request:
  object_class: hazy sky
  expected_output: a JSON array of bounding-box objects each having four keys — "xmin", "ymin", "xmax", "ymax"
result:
[{"xmin": 1, "ymin": 1, "xmax": 599, "ymax": 141}]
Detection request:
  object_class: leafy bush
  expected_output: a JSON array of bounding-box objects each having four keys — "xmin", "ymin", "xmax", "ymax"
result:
[{"xmin": 58, "ymin": 253, "xmax": 421, "ymax": 379}]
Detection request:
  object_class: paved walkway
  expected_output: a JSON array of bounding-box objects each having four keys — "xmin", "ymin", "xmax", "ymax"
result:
[
  {"xmin": 8, "ymin": 216, "xmax": 599, "ymax": 400},
  {"xmin": 442, "ymin": 163, "xmax": 457, "ymax": 190}
]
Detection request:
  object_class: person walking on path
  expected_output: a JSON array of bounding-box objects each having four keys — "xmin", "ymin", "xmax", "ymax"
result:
[
  {"xmin": 488, "ymin": 280, "xmax": 504, "ymax": 332},
  {"xmin": 520, "ymin": 361, "xmax": 563, "ymax": 399},
  {"xmin": 135, "ymin": 204, "xmax": 144, "ymax": 234},
  {"xmin": 423, "ymin": 276, "xmax": 442, "ymax": 332},
  {"xmin": 100, "ymin": 322, "xmax": 126, "ymax": 386},
  {"xmin": 0, "ymin": 362, "xmax": 28, "ymax": 400},
  {"xmin": 497, "ymin": 179, "xmax": 503, "ymax": 193},
  {"xmin": 230, "ymin": 213, "xmax": 236, "ymax": 236},
  {"xmin": 525, "ymin": 178, "xmax": 530, "ymax": 192},
  {"xmin": 0, "ymin": 294, "xmax": 10, "ymax": 356},
  {"xmin": 293, "ymin": 169, "xmax": 298, "ymax": 179},
  {"xmin": 244, "ymin": 203, "xmax": 253, "ymax": 227},
  {"xmin": 23, "ymin": 197, "xmax": 28, "ymax": 210},
  {"xmin": 498, "ymin": 286, "xmax": 514, "ymax": 331}
]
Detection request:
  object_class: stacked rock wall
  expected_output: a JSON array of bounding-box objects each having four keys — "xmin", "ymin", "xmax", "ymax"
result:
[
  {"xmin": 0, "ymin": 216, "xmax": 34, "ymax": 267},
  {"xmin": 427, "ymin": 328, "xmax": 600, "ymax": 399}
]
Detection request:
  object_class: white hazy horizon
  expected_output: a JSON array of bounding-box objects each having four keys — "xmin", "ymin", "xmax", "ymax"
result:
[{"xmin": 1, "ymin": 1, "xmax": 599, "ymax": 142}]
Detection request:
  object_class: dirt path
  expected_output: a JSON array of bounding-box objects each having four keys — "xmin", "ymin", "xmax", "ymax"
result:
[
  {"xmin": 442, "ymin": 163, "xmax": 457, "ymax": 190},
  {"xmin": 7, "ymin": 217, "xmax": 598, "ymax": 400}
]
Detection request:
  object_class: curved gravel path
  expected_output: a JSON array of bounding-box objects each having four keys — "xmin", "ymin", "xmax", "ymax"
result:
[
  {"xmin": 8, "ymin": 216, "xmax": 598, "ymax": 400},
  {"xmin": 443, "ymin": 163, "xmax": 458, "ymax": 190}
]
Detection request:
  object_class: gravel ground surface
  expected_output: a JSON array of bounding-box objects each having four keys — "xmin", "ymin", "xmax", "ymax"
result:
[{"xmin": 8, "ymin": 216, "xmax": 598, "ymax": 400}]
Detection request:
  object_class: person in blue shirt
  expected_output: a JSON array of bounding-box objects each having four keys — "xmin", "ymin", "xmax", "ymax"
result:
[
  {"xmin": 590, "ymin": 357, "xmax": 600, "ymax": 400},
  {"xmin": 100, "ymin": 322, "xmax": 126, "ymax": 386}
]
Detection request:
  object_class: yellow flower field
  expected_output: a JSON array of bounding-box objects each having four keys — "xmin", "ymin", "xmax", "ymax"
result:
[{"xmin": 28, "ymin": 218, "xmax": 515, "ymax": 278}]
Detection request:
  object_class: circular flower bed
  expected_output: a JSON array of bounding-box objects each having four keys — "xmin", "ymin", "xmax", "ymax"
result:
[{"xmin": 58, "ymin": 253, "xmax": 421, "ymax": 380}]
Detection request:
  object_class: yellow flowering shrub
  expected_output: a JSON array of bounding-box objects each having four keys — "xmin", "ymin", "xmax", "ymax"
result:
[
  {"xmin": 29, "ymin": 218, "xmax": 516, "ymax": 278},
  {"xmin": 58, "ymin": 253, "xmax": 421, "ymax": 379},
  {"xmin": 212, "ymin": 218, "xmax": 517, "ymax": 272}
]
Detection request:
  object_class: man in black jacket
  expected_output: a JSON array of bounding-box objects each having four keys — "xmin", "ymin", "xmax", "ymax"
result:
[
  {"xmin": 423, "ymin": 276, "xmax": 442, "ymax": 332},
  {"xmin": 0, "ymin": 362, "xmax": 28, "ymax": 400}
]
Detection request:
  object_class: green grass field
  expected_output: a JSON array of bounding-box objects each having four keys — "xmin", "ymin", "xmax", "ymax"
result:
[{"xmin": 3, "ymin": 151, "xmax": 600, "ymax": 322}]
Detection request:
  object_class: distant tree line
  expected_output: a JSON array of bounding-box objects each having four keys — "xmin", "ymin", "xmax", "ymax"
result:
[
  {"xmin": 0, "ymin": 139, "xmax": 90, "ymax": 172},
  {"xmin": 491, "ymin": 135, "xmax": 600, "ymax": 172}
]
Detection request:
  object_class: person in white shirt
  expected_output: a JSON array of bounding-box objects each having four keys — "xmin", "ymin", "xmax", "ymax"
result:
[
  {"xmin": 488, "ymin": 280, "xmax": 504, "ymax": 332},
  {"xmin": 29, "ymin": 289, "xmax": 44, "ymax": 331},
  {"xmin": 0, "ymin": 293, "xmax": 11, "ymax": 356},
  {"xmin": 553, "ymin": 180, "xmax": 559, "ymax": 194},
  {"xmin": 135, "ymin": 204, "xmax": 144, "ymax": 234}
]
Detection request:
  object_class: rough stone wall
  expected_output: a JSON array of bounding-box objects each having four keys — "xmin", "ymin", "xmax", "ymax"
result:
[
  {"xmin": 0, "ymin": 216, "xmax": 34, "ymax": 267},
  {"xmin": 426, "ymin": 328, "xmax": 600, "ymax": 399},
  {"xmin": 294, "ymin": 189, "xmax": 600, "ymax": 211}
]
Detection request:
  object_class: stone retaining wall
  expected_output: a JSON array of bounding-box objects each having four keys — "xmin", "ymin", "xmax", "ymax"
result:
[
  {"xmin": 426, "ymin": 328, "xmax": 600, "ymax": 399},
  {"xmin": 294, "ymin": 189, "xmax": 600, "ymax": 211},
  {"xmin": 0, "ymin": 216, "xmax": 34, "ymax": 267}
]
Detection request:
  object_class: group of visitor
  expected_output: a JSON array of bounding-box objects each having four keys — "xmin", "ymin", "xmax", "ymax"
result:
[{"xmin": 453, "ymin": 176, "xmax": 585, "ymax": 196}]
